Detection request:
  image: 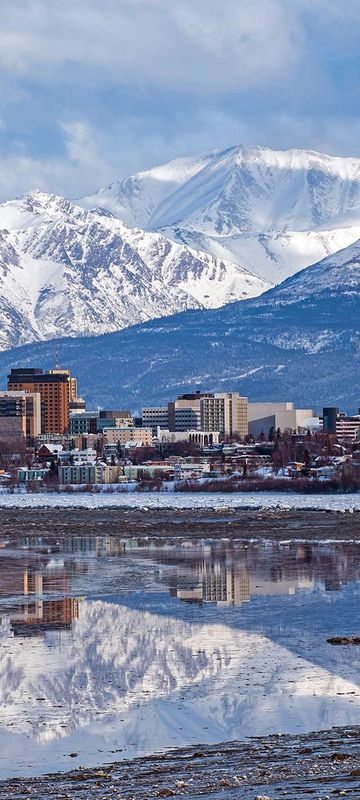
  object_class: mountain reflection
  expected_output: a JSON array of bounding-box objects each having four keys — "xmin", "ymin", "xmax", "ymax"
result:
[{"xmin": 0, "ymin": 536, "xmax": 360, "ymax": 774}]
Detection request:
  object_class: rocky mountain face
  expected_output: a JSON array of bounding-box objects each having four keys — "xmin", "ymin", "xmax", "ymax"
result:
[
  {"xmin": 82, "ymin": 145, "xmax": 360, "ymax": 284},
  {"xmin": 0, "ymin": 191, "xmax": 267, "ymax": 350},
  {"xmin": 2, "ymin": 239, "xmax": 360, "ymax": 411},
  {"xmin": 2, "ymin": 144, "xmax": 360, "ymax": 356}
]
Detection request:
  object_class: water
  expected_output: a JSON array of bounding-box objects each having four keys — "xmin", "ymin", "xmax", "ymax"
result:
[{"xmin": 1, "ymin": 533, "xmax": 360, "ymax": 779}]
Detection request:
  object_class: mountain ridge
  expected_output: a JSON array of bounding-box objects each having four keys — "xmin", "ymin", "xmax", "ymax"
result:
[
  {"xmin": 1, "ymin": 237, "xmax": 360, "ymax": 411},
  {"xmin": 81, "ymin": 143, "xmax": 360, "ymax": 284},
  {"xmin": 0, "ymin": 189, "xmax": 267, "ymax": 350}
]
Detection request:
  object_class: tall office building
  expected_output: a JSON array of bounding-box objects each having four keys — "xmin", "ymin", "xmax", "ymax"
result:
[
  {"xmin": 48, "ymin": 369, "xmax": 85, "ymax": 411},
  {"xmin": 7, "ymin": 369, "xmax": 70, "ymax": 434},
  {"xmin": 168, "ymin": 393, "xmax": 210, "ymax": 432},
  {"xmin": 200, "ymin": 392, "xmax": 248, "ymax": 439},
  {"xmin": 0, "ymin": 391, "xmax": 41, "ymax": 438},
  {"xmin": 142, "ymin": 407, "xmax": 169, "ymax": 434}
]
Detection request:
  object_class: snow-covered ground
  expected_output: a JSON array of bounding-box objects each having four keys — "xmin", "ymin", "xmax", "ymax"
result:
[{"xmin": 1, "ymin": 491, "xmax": 360, "ymax": 511}]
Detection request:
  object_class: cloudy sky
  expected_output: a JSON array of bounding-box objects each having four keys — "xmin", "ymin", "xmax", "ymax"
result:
[{"xmin": 1, "ymin": 0, "xmax": 360, "ymax": 200}]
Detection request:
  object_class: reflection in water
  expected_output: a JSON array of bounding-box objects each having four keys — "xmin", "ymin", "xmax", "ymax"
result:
[{"xmin": 1, "ymin": 535, "xmax": 360, "ymax": 778}]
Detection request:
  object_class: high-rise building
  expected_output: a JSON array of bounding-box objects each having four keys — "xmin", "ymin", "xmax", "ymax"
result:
[
  {"xmin": 48, "ymin": 370, "xmax": 85, "ymax": 411},
  {"xmin": 168, "ymin": 393, "xmax": 211, "ymax": 431},
  {"xmin": 323, "ymin": 407, "xmax": 339, "ymax": 434},
  {"xmin": 7, "ymin": 369, "xmax": 70, "ymax": 434},
  {"xmin": 0, "ymin": 391, "xmax": 41, "ymax": 438},
  {"xmin": 142, "ymin": 407, "xmax": 169, "ymax": 434},
  {"xmin": 200, "ymin": 392, "xmax": 248, "ymax": 439}
]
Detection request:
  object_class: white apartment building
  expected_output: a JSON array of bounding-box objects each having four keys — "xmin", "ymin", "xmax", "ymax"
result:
[{"xmin": 58, "ymin": 462, "xmax": 122, "ymax": 484}]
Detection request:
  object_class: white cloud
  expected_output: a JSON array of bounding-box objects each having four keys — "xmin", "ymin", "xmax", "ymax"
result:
[
  {"xmin": 0, "ymin": 0, "xmax": 301, "ymax": 92},
  {"xmin": 1, "ymin": 1, "xmax": 360, "ymax": 200},
  {"xmin": 0, "ymin": 122, "xmax": 116, "ymax": 201}
]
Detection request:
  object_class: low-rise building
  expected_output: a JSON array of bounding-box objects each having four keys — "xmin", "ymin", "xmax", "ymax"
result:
[
  {"xmin": 69, "ymin": 412, "xmax": 99, "ymax": 436},
  {"xmin": 18, "ymin": 467, "xmax": 49, "ymax": 482},
  {"xmin": 58, "ymin": 464, "xmax": 95, "ymax": 484},
  {"xmin": 58, "ymin": 462, "xmax": 123, "ymax": 484},
  {"xmin": 156, "ymin": 428, "xmax": 220, "ymax": 447},
  {"xmin": 103, "ymin": 427, "xmax": 152, "ymax": 447},
  {"xmin": 248, "ymin": 402, "xmax": 315, "ymax": 437},
  {"xmin": 37, "ymin": 443, "xmax": 64, "ymax": 459}
]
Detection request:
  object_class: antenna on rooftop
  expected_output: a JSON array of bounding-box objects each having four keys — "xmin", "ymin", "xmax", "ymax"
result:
[{"xmin": 54, "ymin": 343, "xmax": 62, "ymax": 369}]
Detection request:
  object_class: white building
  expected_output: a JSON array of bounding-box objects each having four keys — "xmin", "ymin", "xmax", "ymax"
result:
[
  {"xmin": 58, "ymin": 462, "xmax": 122, "ymax": 484},
  {"xmin": 248, "ymin": 402, "xmax": 315, "ymax": 437},
  {"xmin": 155, "ymin": 428, "xmax": 220, "ymax": 447}
]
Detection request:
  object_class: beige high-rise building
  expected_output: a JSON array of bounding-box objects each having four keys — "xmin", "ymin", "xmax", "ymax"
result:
[
  {"xmin": 200, "ymin": 392, "xmax": 248, "ymax": 439},
  {"xmin": 0, "ymin": 391, "xmax": 41, "ymax": 438}
]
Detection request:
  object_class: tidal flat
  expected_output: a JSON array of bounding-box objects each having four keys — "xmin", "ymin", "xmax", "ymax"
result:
[{"xmin": 1, "ymin": 508, "xmax": 360, "ymax": 798}]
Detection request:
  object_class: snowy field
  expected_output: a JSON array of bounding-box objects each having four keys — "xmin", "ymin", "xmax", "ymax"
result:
[{"xmin": 1, "ymin": 491, "xmax": 360, "ymax": 511}]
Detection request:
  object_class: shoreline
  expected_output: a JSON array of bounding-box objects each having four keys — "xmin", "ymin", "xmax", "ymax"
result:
[
  {"xmin": 2, "ymin": 506, "xmax": 360, "ymax": 541},
  {"xmin": 2, "ymin": 726, "xmax": 360, "ymax": 799}
]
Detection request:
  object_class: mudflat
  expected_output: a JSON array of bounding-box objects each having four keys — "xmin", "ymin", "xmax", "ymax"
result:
[
  {"xmin": 2, "ymin": 726, "xmax": 360, "ymax": 799},
  {"xmin": 0, "ymin": 506, "xmax": 359, "ymax": 542}
]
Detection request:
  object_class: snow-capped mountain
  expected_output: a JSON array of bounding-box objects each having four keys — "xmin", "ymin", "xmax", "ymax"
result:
[
  {"xmin": 3, "ymin": 144, "xmax": 360, "ymax": 354},
  {"xmin": 2, "ymin": 237, "xmax": 360, "ymax": 410},
  {"xmin": 0, "ymin": 191, "xmax": 267, "ymax": 351},
  {"xmin": 82, "ymin": 145, "xmax": 360, "ymax": 284}
]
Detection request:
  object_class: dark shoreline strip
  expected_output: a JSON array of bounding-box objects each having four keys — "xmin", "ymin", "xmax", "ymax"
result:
[
  {"xmin": 0, "ymin": 507, "xmax": 360, "ymax": 542},
  {"xmin": 2, "ymin": 726, "xmax": 360, "ymax": 799}
]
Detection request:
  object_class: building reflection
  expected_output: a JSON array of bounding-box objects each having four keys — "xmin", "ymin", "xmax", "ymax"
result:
[
  {"xmin": 129, "ymin": 540, "xmax": 360, "ymax": 607},
  {"xmin": 1, "ymin": 535, "xmax": 360, "ymax": 619},
  {"xmin": 0, "ymin": 558, "xmax": 81, "ymax": 637},
  {"xmin": 0, "ymin": 535, "xmax": 126, "ymax": 637},
  {"xmin": 10, "ymin": 568, "xmax": 80, "ymax": 636}
]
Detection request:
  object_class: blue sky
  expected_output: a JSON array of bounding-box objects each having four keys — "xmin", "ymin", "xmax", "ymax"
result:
[{"xmin": 1, "ymin": 0, "xmax": 360, "ymax": 200}]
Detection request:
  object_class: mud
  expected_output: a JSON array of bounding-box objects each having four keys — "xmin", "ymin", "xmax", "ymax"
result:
[
  {"xmin": 2, "ymin": 726, "xmax": 360, "ymax": 799},
  {"xmin": 0, "ymin": 506, "xmax": 359, "ymax": 542}
]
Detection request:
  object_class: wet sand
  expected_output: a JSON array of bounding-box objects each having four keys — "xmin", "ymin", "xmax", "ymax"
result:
[
  {"xmin": 2, "ymin": 726, "xmax": 360, "ymax": 799},
  {"xmin": 0, "ymin": 506, "xmax": 360, "ymax": 542}
]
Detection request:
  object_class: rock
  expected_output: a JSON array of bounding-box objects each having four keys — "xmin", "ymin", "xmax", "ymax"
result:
[
  {"xmin": 331, "ymin": 752, "xmax": 350, "ymax": 761},
  {"xmin": 327, "ymin": 636, "xmax": 360, "ymax": 645}
]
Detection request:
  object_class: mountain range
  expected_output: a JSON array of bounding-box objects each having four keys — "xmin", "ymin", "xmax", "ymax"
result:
[
  {"xmin": 1, "ymin": 143, "xmax": 360, "ymax": 409},
  {"xmin": 82, "ymin": 144, "xmax": 360, "ymax": 284},
  {"xmin": 2, "ymin": 145, "xmax": 360, "ymax": 352},
  {"xmin": 1, "ymin": 238, "xmax": 359, "ymax": 411},
  {"xmin": 0, "ymin": 190, "xmax": 266, "ymax": 350}
]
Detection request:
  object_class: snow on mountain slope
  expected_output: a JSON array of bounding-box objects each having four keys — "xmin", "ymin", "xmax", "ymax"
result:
[
  {"xmin": 2, "ymin": 233, "xmax": 360, "ymax": 409},
  {"xmin": 161, "ymin": 224, "xmax": 360, "ymax": 284},
  {"xmin": 82, "ymin": 145, "xmax": 360, "ymax": 284},
  {"xmin": 0, "ymin": 191, "xmax": 267, "ymax": 350},
  {"xmin": 81, "ymin": 151, "xmax": 216, "ymax": 229},
  {"xmin": 262, "ymin": 237, "xmax": 360, "ymax": 305}
]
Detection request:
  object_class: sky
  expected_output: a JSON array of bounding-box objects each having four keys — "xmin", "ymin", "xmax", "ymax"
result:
[{"xmin": 1, "ymin": 0, "xmax": 360, "ymax": 201}]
